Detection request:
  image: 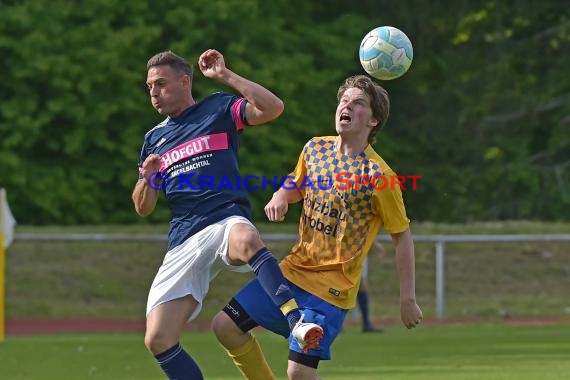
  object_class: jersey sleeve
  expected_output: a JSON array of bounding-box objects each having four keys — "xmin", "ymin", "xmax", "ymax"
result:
[
  {"xmin": 229, "ymin": 96, "xmax": 249, "ymax": 131},
  {"xmin": 372, "ymin": 170, "xmax": 410, "ymax": 234},
  {"xmin": 137, "ymin": 139, "xmax": 149, "ymax": 180}
]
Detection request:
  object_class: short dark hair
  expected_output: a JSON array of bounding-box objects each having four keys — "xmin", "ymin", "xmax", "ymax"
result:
[
  {"xmin": 337, "ymin": 75, "xmax": 390, "ymax": 144},
  {"xmin": 147, "ymin": 51, "xmax": 193, "ymax": 76}
]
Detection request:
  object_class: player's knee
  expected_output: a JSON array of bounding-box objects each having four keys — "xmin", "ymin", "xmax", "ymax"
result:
[
  {"xmin": 229, "ymin": 225, "xmax": 264, "ymax": 262},
  {"xmin": 212, "ymin": 311, "xmax": 252, "ymax": 350},
  {"xmin": 144, "ymin": 330, "xmax": 175, "ymax": 355},
  {"xmin": 212, "ymin": 312, "xmax": 235, "ymax": 341},
  {"xmin": 211, "ymin": 312, "xmax": 228, "ymax": 338}
]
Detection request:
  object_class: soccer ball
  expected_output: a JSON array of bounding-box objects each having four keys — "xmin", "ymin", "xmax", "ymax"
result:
[{"xmin": 359, "ymin": 26, "xmax": 413, "ymax": 80}]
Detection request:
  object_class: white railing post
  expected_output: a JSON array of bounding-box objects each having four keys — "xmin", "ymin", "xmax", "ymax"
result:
[{"xmin": 435, "ymin": 240, "xmax": 445, "ymax": 320}]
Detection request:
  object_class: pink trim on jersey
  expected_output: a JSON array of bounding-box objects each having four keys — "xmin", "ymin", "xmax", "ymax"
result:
[
  {"xmin": 231, "ymin": 98, "xmax": 247, "ymax": 131},
  {"xmin": 157, "ymin": 133, "xmax": 229, "ymax": 171}
]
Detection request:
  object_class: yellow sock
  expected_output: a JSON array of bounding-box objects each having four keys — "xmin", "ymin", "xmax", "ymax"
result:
[
  {"xmin": 279, "ymin": 298, "xmax": 299, "ymax": 316},
  {"xmin": 227, "ymin": 334, "xmax": 277, "ymax": 380}
]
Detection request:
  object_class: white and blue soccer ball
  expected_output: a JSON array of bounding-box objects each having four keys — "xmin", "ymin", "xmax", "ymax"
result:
[{"xmin": 359, "ymin": 26, "xmax": 413, "ymax": 80}]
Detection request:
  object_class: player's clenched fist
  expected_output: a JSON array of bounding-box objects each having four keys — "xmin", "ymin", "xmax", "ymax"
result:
[
  {"xmin": 265, "ymin": 195, "xmax": 288, "ymax": 222},
  {"xmin": 198, "ymin": 49, "xmax": 227, "ymax": 79},
  {"xmin": 141, "ymin": 154, "xmax": 162, "ymax": 180},
  {"xmin": 401, "ymin": 299, "xmax": 423, "ymax": 329}
]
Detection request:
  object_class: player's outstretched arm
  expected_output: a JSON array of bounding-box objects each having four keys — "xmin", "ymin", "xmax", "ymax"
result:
[
  {"xmin": 132, "ymin": 154, "xmax": 161, "ymax": 216},
  {"xmin": 391, "ymin": 228, "xmax": 423, "ymax": 329},
  {"xmin": 198, "ymin": 49, "xmax": 284, "ymax": 125}
]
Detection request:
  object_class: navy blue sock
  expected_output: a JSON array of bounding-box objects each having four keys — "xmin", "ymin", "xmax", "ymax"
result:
[
  {"xmin": 248, "ymin": 247, "xmax": 302, "ymax": 329},
  {"xmin": 285, "ymin": 311, "xmax": 302, "ymax": 330},
  {"xmin": 358, "ymin": 291, "xmax": 371, "ymax": 328},
  {"xmin": 154, "ymin": 342, "xmax": 203, "ymax": 380}
]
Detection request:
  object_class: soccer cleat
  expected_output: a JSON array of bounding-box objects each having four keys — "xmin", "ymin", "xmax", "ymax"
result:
[{"xmin": 291, "ymin": 314, "xmax": 324, "ymax": 352}]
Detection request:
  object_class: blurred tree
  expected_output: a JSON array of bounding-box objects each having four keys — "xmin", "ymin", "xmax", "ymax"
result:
[{"xmin": 0, "ymin": 0, "xmax": 568, "ymax": 224}]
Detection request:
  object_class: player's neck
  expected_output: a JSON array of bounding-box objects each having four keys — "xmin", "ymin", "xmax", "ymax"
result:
[
  {"xmin": 169, "ymin": 97, "xmax": 196, "ymax": 118},
  {"xmin": 335, "ymin": 136, "xmax": 368, "ymax": 156}
]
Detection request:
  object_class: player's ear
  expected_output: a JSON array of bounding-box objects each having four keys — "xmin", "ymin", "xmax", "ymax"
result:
[
  {"xmin": 182, "ymin": 74, "xmax": 191, "ymax": 87},
  {"xmin": 368, "ymin": 117, "xmax": 379, "ymax": 128}
]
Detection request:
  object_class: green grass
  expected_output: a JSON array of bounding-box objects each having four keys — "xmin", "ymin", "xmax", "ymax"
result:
[
  {"xmin": 5, "ymin": 221, "xmax": 570, "ymax": 321},
  {"xmin": 1, "ymin": 323, "xmax": 569, "ymax": 379}
]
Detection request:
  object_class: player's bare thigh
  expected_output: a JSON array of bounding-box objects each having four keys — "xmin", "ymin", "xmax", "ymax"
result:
[{"xmin": 226, "ymin": 223, "xmax": 265, "ymax": 264}]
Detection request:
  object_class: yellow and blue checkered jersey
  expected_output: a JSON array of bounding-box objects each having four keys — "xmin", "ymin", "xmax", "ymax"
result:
[{"xmin": 279, "ymin": 136, "xmax": 410, "ymax": 309}]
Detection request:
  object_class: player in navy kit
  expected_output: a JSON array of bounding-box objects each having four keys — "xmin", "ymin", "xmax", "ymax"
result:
[{"xmin": 132, "ymin": 50, "xmax": 323, "ymax": 380}]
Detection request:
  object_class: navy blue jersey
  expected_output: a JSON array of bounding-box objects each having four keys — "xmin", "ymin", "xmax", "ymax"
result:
[{"xmin": 138, "ymin": 92, "xmax": 251, "ymax": 250}]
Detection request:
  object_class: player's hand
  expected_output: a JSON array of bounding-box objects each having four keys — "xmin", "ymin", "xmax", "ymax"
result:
[
  {"xmin": 198, "ymin": 49, "xmax": 227, "ymax": 79},
  {"xmin": 141, "ymin": 154, "xmax": 162, "ymax": 180},
  {"xmin": 400, "ymin": 299, "xmax": 423, "ymax": 329},
  {"xmin": 264, "ymin": 195, "xmax": 288, "ymax": 222}
]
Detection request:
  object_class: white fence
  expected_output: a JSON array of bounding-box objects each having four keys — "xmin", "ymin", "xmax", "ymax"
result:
[{"xmin": 15, "ymin": 233, "xmax": 570, "ymax": 319}]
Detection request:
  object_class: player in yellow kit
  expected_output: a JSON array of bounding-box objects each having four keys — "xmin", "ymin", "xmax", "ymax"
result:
[{"xmin": 212, "ymin": 75, "xmax": 423, "ymax": 380}]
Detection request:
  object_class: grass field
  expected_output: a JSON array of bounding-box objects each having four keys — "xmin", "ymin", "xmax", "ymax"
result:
[
  {"xmin": 5, "ymin": 221, "xmax": 570, "ymax": 321},
  {"xmin": 1, "ymin": 323, "xmax": 569, "ymax": 379},
  {"xmin": 3, "ymin": 221, "xmax": 570, "ymax": 379}
]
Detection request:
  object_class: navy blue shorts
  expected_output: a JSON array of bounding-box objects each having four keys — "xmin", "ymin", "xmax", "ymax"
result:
[{"xmin": 230, "ymin": 279, "xmax": 347, "ymax": 360}]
